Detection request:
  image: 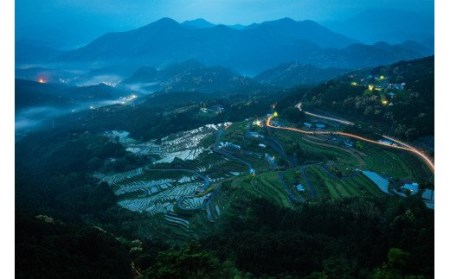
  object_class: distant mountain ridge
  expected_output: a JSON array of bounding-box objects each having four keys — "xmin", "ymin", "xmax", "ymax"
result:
[
  {"xmin": 55, "ymin": 17, "xmax": 354, "ymax": 73},
  {"xmin": 55, "ymin": 17, "xmax": 431, "ymax": 74},
  {"xmin": 182, "ymin": 18, "xmax": 216, "ymax": 29}
]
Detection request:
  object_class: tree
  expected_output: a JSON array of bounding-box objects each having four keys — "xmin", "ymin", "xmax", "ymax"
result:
[
  {"xmin": 387, "ymin": 248, "xmax": 409, "ymax": 270},
  {"xmin": 355, "ymin": 141, "xmax": 364, "ymax": 150},
  {"xmin": 371, "ymin": 248, "xmax": 410, "ymax": 279},
  {"xmin": 145, "ymin": 243, "xmax": 225, "ymax": 279}
]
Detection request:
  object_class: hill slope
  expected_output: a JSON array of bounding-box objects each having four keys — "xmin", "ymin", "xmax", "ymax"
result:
[
  {"xmin": 120, "ymin": 60, "xmax": 268, "ymax": 94},
  {"xmin": 15, "ymin": 79, "xmax": 125, "ymax": 111},
  {"xmin": 280, "ymin": 56, "xmax": 434, "ymax": 140},
  {"xmin": 255, "ymin": 63, "xmax": 350, "ymax": 88}
]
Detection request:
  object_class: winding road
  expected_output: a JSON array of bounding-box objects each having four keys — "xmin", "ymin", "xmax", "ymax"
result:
[{"xmin": 266, "ymin": 113, "xmax": 435, "ymax": 173}]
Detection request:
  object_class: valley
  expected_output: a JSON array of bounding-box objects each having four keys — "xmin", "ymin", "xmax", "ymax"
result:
[{"xmin": 13, "ymin": 12, "xmax": 435, "ymax": 278}]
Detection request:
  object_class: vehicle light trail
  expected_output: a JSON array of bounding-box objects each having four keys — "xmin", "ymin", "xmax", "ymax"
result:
[
  {"xmin": 296, "ymin": 102, "xmax": 354, "ymax": 126},
  {"xmin": 382, "ymin": 135, "xmax": 415, "ymax": 149},
  {"xmin": 266, "ymin": 116, "xmax": 434, "ymax": 173},
  {"xmin": 304, "ymin": 111, "xmax": 355, "ymax": 126}
]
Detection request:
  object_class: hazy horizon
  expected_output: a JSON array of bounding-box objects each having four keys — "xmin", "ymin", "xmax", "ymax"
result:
[{"xmin": 16, "ymin": 0, "xmax": 434, "ymax": 49}]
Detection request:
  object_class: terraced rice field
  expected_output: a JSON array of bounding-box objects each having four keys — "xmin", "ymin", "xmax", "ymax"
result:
[
  {"xmin": 118, "ymin": 182, "xmax": 203, "ymax": 213},
  {"xmin": 105, "ymin": 123, "xmax": 231, "ymax": 165},
  {"xmin": 164, "ymin": 214, "xmax": 191, "ymax": 232},
  {"xmin": 96, "ymin": 166, "xmax": 207, "ymax": 215},
  {"xmin": 96, "ymin": 129, "xmax": 251, "ymax": 234},
  {"xmin": 178, "ymin": 194, "xmax": 210, "ymax": 210},
  {"xmin": 114, "ymin": 178, "xmax": 175, "ymax": 195},
  {"xmin": 306, "ymin": 165, "xmax": 384, "ymax": 199},
  {"xmin": 93, "ymin": 168, "xmax": 144, "ymax": 186},
  {"xmin": 234, "ymin": 172, "xmax": 292, "ymax": 208},
  {"xmin": 361, "ymin": 143, "xmax": 432, "ymax": 180},
  {"xmin": 97, "ymin": 119, "xmax": 432, "ymax": 241},
  {"xmin": 90, "ymin": 116, "xmax": 435, "ymax": 243}
]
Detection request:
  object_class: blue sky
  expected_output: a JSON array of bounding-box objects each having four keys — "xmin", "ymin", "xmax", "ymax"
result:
[{"xmin": 16, "ymin": 0, "xmax": 434, "ymax": 48}]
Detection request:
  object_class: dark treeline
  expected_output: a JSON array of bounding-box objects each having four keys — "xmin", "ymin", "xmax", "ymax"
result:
[
  {"xmin": 124, "ymin": 192, "xmax": 433, "ymax": 278},
  {"xmin": 33, "ymin": 90, "xmax": 282, "ymax": 142},
  {"xmin": 16, "ymin": 213, "xmax": 132, "ymax": 279},
  {"xmin": 197, "ymin": 190, "xmax": 434, "ymax": 278},
  {"xmin": 16, "ymin": 193, "xmax": 434, "ymax": 278}
]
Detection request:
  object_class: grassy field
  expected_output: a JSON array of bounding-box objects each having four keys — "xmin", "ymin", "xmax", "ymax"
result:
[
  {"xmin": 256, "ymin": 172, "xmax": 292, "ymax": 207},
  {"xmin": 222, "ymin": 121, "xmax": 248, "ymax": 137},
  {"xmin": 305, "ymin": 165, "xmax": 384, "ymax": 199},
  {"xmin": 230, "ymin": 172, "xmax": 292, "ymax": 208}
]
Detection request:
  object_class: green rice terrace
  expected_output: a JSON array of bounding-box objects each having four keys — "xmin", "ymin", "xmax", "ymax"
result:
[{"xmin": 93, "ymin": 114, "xmax": 434, "ymax": 241}]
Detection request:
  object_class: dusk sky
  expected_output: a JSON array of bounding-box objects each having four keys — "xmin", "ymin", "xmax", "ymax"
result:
[{"xmin": 16, "ymin": 0, "xmax": 434, "ymax": 49}]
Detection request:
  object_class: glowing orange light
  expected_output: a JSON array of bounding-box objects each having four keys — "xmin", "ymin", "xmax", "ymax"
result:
[{"xmin": 38, "ymin": 78, "xmax": 46, "ymax": 84}]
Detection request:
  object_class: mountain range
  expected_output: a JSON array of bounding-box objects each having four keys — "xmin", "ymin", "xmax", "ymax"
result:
[{"xmin": 55, "ymin": 17, "xmax": 431, "ymax": 74}]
